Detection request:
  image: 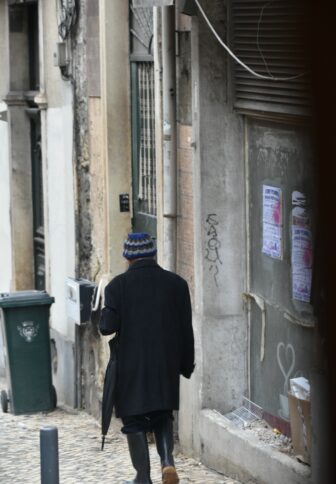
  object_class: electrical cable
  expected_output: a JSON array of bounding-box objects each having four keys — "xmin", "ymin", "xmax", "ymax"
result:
[
  {"xmin": 194, "ymin": 0, "xmax": 307, "ymax": 82},
  {"xmin": 56, "ymin": 0, "xmax": 79, "ymax": 41},
  {"xmin": 55, "ymin": 0, "xmax": 80, "ymax": 81},
  {"xmin": 257, "ymin": 0, "xmax": 276, "ymax": 78}
]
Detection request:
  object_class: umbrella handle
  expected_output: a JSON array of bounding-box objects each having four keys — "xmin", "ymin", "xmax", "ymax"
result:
[{"xmin": 92, "ymin": 275, "xmax": 110, "ymax": 311}]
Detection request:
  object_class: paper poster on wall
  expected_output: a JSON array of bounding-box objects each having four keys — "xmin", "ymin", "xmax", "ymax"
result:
[
  {"xmin": 262, "ymin": 185, "xmax": 282, "ymax": 259},
  {"xmin": 291, "ymin": 191, "xmax": 312, "ymax": 303}
]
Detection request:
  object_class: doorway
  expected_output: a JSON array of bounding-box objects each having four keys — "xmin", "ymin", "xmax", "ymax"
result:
[{"xmin": 130, "ymin": 3, "xmax": 157, "ymax": 239}]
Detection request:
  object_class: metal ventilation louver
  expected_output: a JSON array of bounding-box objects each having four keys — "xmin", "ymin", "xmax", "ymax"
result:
[{"xmin": 232, "ymin": 0, "xmax": 311, "ymax": 117}]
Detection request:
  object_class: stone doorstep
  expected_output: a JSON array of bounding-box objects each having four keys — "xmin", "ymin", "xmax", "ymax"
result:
[{"xmin": 199, "ymin": 409, "xmax": 312, "ymax": 484}]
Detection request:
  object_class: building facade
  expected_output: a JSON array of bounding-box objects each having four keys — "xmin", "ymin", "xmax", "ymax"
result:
[{"xmin": 0, "ymin": 1, "xmax": 329, "ymax": 483}]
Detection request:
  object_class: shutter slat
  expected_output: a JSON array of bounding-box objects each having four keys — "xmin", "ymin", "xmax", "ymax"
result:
[
  {"xmin": 236, "ymin": 85, "xmax": 310, "ymax": 99},
  {"xmin": 236, "ymin": 92, "xmax": 310, "ymax": 106},
  {"xmin": 236, "ymin": 80, "xmax": 310, "ymax": 92}
]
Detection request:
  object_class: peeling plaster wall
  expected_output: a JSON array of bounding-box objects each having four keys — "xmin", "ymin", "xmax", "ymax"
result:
[
  {"xmin": 74, "ymin": 0, "xmax": 132, "ymax": 418},
  {"xmin": 40, "ymin": 0, "xmax": 76, "ymax": 408},
  {"xmin": 72, "ymin": 0, "xmax": 91, "ymax": 279},
  {"xmin": 45, "ymin": 0, "xmax": 108, "ymax": 412}
]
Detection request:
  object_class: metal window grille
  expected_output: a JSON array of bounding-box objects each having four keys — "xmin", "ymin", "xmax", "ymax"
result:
[
  {"xmin": 223, "ymin": 396, "xmax": 263, "ymax": 428},
  {"xmin": 232, "ymin": 0, "xmax": 311, "ymax": 117},
  {"xmin": 138, "ymin": 62, "xmax": 157, "ymax": 216}
]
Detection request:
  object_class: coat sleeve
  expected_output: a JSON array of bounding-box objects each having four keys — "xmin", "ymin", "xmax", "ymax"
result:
[
  {"xmin": 180, "ymin": 280, "xmax": 195, "ymax": 379},
  {"xmin": 99, "ymin": 277, "xmax": 121, "ymax": 336}
]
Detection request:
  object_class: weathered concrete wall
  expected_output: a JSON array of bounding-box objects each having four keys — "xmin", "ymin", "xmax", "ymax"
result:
[
  {"xmin": 88, "ymin": 97, "xmax": 108, "ymax": 280},
  {"xmin": 177, "ymin": 123, "xmax": 194, "ymax": 294},
  {"xmin": 178, "ymin": 3, "xmax": 317, "ymax": 483},
  {"xmin": 200, "ymin": 409, "xmax": 312, "ymax": 484},
  {"xmin": 176, "ymin": 15, "xmax": 194, "ymax": 297},
  {"xmin": 178, "ymin": 0, "xmax": 247, "ymax": 459},
  {"xmin": 197, "ymin": 0, "xmax": 247, "ymax": 414}
]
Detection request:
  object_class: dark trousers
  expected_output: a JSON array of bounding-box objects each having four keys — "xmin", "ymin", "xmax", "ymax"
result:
[{"xmin": 121, "ymin": 410, "xmax": 173, "ymax": 434}]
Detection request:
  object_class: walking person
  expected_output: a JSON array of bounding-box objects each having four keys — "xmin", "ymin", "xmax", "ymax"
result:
[{"xmin": 99, "ymin": 233, "xmax": 195, "ymax": 484}]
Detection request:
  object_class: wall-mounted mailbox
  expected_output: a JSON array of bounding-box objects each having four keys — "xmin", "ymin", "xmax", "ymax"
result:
[
  {"xmin": 66, "ymin": 278, "xmax": 97, "ymax": 325},
  {"xmin": 53, "ymin": 42, "xmax": 67, "ymax": 67}
]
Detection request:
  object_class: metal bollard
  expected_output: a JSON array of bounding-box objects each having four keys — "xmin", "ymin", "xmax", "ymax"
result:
[{"xmin": 40, "ymin": 426, "xmax": 59, "ymax": 484}]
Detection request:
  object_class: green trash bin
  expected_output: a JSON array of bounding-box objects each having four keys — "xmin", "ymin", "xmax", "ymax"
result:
[{"xmin": 0, "ymin": 290, "xmax": 56, "ymax": 415}]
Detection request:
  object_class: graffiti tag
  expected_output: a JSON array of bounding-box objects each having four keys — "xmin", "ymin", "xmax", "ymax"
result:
[{"xmin": 205, "ymin": 213, "xmax": 222, "ymax": 286}]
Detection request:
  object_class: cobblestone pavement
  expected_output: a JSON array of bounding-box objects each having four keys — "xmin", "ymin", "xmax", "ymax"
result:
[{"xmin": 0, "ymin": 398, "xmax": 241, "ymax": 483}]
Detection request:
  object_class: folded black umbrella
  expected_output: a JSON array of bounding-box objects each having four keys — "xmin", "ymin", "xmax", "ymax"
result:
[{"xmin": 101, "ymin": 335, "xmax": 119, "ymax": 450}]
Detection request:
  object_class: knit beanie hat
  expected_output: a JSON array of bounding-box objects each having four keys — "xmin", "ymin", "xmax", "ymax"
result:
[{"xmin": 123, "ymin": 233, "xmax": 157, "ymax": 260}]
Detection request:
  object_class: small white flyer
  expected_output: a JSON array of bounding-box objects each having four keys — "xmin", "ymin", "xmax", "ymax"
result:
[
  {"xmin": 291, "ymin": 191, "xmax": 312, "ymax": 303},
  {"xmin": 262, "ymin": 185, "xmax": 282, "ymax": 259}
]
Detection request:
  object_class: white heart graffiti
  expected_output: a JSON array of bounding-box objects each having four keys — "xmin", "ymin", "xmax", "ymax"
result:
[
  {"xmin": 277, "ymin": 342, "xmax": 295, "ymax": 420},
  {"xmin": 277, "ymin": 342, "xmax": 295, "ymax": 395}
]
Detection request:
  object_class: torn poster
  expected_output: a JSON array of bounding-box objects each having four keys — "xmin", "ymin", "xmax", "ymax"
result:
[
  {"xmin": 262, "ymin": 185, "xmax": 282, "ymax": 259},
  {"xmin": 292, "ymin": 227, "xmax": 313, "ymax": 302},
  {"xmin": 291, "ymin": 191, "xmax": 310, "ymax": 228},
  {"xmin": 291, "ymin": 191, "xmax": 312, "ymax": 302}
]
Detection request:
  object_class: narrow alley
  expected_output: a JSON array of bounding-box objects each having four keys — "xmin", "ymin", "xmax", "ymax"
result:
[
  {"xmin": 0, "ymin": 380, "xmax": 240, "ymax": 483},
  {"xmin": 0, "ymin": 1, "xmax": 334, "ymax": 483}
]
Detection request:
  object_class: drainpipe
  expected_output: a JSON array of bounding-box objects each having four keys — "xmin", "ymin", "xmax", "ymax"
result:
[{"xmin": 161, "ymin": 6, "xmax": 177, "ymax": 272}]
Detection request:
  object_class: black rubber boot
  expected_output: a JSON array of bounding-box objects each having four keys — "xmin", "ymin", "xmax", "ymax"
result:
[
  {"xmin": 154, "ymin": 419, "xmax": 179, "ymax": 484},
  {"xmin": 123, "ymin": 432, "xmax": 152, "ymax": 484}
]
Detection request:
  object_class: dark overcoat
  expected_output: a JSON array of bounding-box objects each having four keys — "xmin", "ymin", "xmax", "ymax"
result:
[{"xmin": 99, "ymin": 258, "xmax": 195, "ymax": 418}]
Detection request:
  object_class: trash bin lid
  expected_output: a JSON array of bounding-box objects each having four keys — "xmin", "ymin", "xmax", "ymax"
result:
[{"xmin": 0, "ymin": 291, "xmax": 55, "ymax": 308}]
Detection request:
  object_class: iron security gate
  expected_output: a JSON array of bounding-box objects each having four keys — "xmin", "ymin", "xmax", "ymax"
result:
[{"xmin": 131, "ymin": 61, "xmax": 157, "ymax": 235}]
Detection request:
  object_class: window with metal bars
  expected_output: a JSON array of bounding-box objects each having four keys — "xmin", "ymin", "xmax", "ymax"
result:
[
  {"xmin": 232, "ymin": 0, "xmax": 311, "ymax": 117},
  {"xmin": 138, "ymin": 62, "xmax": 157, "ymax": 216}
]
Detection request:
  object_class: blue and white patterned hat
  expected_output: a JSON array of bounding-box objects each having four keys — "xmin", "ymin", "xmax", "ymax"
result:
[{"xmin": 123, "ymin": 233, "xmax": 157, "ymax": 260}]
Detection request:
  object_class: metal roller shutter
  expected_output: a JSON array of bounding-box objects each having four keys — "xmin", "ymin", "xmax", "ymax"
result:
[{"xmin": 232, "ymin": 0, "xmax": 311, "ymax": 117}]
